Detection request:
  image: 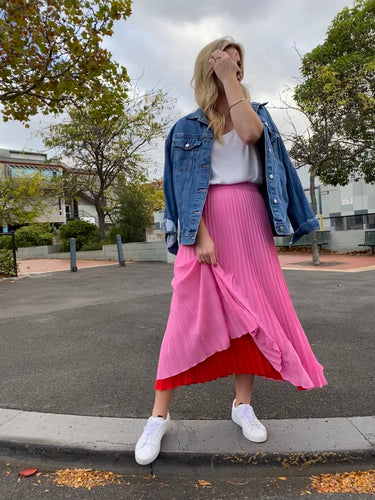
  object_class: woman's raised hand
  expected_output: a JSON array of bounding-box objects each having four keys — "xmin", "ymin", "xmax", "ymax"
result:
[{"xmin": 208, "ymin": 50, "xmax": 241, "ymax": 85}]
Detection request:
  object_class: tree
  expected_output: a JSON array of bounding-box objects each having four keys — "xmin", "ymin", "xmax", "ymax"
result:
[
  {"xmin": 0, "ymin": 0, "xmax": 132, "ymax": 123},
  {"xmin": 44, "ymin": 87, "xmax": 173, "ymax": 238},
  {"xmin": 112, "ymin": 180, "xmax": 164, "ymax": 243},
  {"xmin": 0, "ymin": 173, "xmax": 59, "ymax": 228},
  {"xmin": 294, "ymin": 0, "xmax": 375, "ymax": 185},
  {"xmin": 275, "ymin": 0, "xmax": 374, "ymax": 264},
  {"xmin": 278, "ymin": 90, "xmax": 364, "ymax": 264}
]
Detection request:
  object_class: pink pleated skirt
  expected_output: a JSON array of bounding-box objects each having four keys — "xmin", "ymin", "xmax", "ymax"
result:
[{"xmin": 155, "ymin": 182, "xmax": 327, "ymax": 391}]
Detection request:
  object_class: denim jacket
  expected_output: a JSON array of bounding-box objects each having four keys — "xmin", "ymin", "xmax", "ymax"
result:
[{"xmin": 162, "ymin": 102, "xmax": 319, "ymax": 255}]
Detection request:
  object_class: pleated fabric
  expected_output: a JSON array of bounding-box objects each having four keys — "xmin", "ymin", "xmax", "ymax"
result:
[{"xmin": 155, "ymin": 182, "xmax": 327, "ymax": 391}]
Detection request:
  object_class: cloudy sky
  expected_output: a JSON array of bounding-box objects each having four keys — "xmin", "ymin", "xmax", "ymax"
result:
[{"xmin": 0, "ymin": 0, "xmax": 351, "ymax": 177}]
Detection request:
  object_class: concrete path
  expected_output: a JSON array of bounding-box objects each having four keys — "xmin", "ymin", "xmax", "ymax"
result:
[
  {"xmin": 16, "ymin": 251, "xmax": 375, "ymax": 275},
  {"xmin": 278, "ymin": 251, "xmax": 375, "ymax": 273},
  {"xmin": 18, "ymin": 258, "xmax": 115, "ymax": 275},
  {"xmin": 0, "ymin": 409, "xmax": 374, "ymax": 473}
]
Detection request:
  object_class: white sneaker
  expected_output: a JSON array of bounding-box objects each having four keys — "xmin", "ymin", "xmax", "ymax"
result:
[
  {"xmin": 231, "ymin": 400, "xmax": 267, "ymax": 443},
  {"xmin": 135, "ymin": 414, "xmax": 170, "ymax": 465}
]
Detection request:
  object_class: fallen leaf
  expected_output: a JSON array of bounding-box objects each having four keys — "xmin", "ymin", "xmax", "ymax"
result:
[
  {"xmin": 198, "ymin": 479, "xmax": 212, "ymax": 487},
  {"xmin": 19, "ymin": 468, "xmax": 38, "ymax": 477},
  {"xmin": 278, "ymin": 476, "xmax": 287, "ymax": 480}
]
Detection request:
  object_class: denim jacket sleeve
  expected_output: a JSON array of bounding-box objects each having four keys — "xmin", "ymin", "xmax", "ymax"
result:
[
  {"xmin": 262, "ymin": 107, "xmax": 320, "ymax": 244},
  {"xmin": 161, "ymin": 129, "xmax": 179, "ymax": 255}
]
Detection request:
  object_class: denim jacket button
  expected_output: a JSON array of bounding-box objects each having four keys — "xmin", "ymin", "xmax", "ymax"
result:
[
  {"xmin": 273, "ymin": 199, "xmax": 278, "ymax": 204},
  {"xmin": 185, "ymin": 142, "xmax": 190, "ymax": 148},
  {"xmin": 269, "ymin": 174, "xmax": 274, "ymax": 180},
  {"xmin": 280, "ymin": 225, "xmax": 284, "ymax": 230}
]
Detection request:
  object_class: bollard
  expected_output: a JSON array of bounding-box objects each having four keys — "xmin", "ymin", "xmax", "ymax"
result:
[
  {"xmin": 70, "ymin": 238, "xmax": 78, "ymax": 272},
  {"xmin": 116, "ymin": 234, "xmax": 126, "ymax": 267}
]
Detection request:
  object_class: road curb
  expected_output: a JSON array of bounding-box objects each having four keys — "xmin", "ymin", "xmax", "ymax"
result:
[{"xmin": 0, "ymin": 409, "xmax": 373, "ymax": 473}]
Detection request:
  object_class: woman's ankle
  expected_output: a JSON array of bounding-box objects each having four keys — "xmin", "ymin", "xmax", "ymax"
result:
[
  {"xmin": 235, "ymin": 398, "xmax": 251, "ymax": 407},
  {"xmin": 151, "ymin": 411, "xmax": 168, "ymax": 419}
]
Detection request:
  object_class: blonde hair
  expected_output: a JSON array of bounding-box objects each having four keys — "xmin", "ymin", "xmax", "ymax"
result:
[{"xmin": 191, "ymin": 37, "xmax": 250, "ymax": 141}]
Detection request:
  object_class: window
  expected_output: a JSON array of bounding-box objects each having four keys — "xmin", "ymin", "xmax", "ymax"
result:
[
  {"xmin": 331, "ymin": 215, "xmax": 366, "ymax": 231},
  {"xmin": 367, "ymin": 214, "xmax": 375, "ymax": 229},
  {"xmin": 331, "ymin": 217, "xmax": 345, "ymax": 231},
  {"xmin": 346, "ymin": 215, "xmax": 364, "ymax": 230}
]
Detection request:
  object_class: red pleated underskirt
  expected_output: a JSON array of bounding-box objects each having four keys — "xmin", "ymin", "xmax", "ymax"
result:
[{"xmin": 154, "ymin": 332, "xmax": 304, "ymax": 391}]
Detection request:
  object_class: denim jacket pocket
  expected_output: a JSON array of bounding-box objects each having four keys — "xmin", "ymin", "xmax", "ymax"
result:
[{"xmin": 172, "ymin": 137, "xmax": 202, "ymax": 171}]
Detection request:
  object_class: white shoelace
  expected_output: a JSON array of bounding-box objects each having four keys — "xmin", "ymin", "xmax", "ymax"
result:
[
  {"xmin": 140, "ymin": 419, "xmax": 164, "ymax": 446},
  {"xmin": 241, "ymin": 405, "xmax": 263, "ymax": 428}
]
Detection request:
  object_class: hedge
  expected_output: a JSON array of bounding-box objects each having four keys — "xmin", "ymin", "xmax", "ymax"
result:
[
  {"xmin": 0, "ymin": 249, "xmax": 16, "ymax": 276},
  {"xmin": 59, "ymin": 219, "xmax": 100, "ymax": 251}
]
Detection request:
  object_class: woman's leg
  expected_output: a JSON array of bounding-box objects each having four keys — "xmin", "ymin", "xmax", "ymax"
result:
[
  {"xmin": 152, "ymin": 389, "xmax": 174, "ymax": 418},
  {"xmin": 234, "ymin": 374, "xmax": 254, "ymax": 407}
]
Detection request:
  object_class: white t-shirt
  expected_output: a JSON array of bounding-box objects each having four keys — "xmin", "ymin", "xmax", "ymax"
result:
[{"xmin": 209, "ymin": 128, "xmax": 263, "ymax": 185}]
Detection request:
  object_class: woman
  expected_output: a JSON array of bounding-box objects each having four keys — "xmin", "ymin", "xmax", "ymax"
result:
[{"xmin": 135, "ymin": 37, "xmax": 327, "ymax": 466}]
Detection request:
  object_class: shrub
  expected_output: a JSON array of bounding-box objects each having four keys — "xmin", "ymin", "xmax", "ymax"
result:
[
  {"xmin": 15, "ymin": 225, "xmax": 52, "ymax": 247},
  {"xmin": 0, "ymin": 249, "xmax": 16, "ymax": 276},
  {"xmin": 0, "ymin": 235, "xmax": 12, "ymax": 250},
  {"xmin": 59, "ymin": 240, "xmax": 71, "ymax": 252},
  {"xmin": 59, "ymin": 219, "xmax": 100, "ymax": 251},
  {"xmin": 0, "ymin": 225, "xmax": 52, "ymax": 249},
  {"xmin": 80, "ymin": 241, "xmax": 102, "ymax": 251}
]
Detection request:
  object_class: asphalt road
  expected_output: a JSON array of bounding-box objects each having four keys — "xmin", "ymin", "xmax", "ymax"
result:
[
  {"xmin": 0, "ymin": 458, "xmax": 374, "ymax": 500},
  {"xmin": 0, "ymin": 263, "xmax": 374, "ymax": 420}
]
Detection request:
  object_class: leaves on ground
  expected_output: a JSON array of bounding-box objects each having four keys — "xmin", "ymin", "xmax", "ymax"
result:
[
  {"xmin": 310, "ymin": 469, "xmax": 375, "ymax": 494},
  {"xmin": 53, "ymin": 468, "xmax": 122, "ymax": 489}
]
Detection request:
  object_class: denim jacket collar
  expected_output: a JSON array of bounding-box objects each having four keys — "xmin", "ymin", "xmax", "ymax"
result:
[{"xmin": 186, "ymin": 102, "xmax": 269, "ymax": 125}]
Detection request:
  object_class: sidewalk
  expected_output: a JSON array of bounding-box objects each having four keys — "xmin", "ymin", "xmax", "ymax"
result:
[
  {"xmin": 0, "ymin": 409, "xmax": 374, "ymax": 473},
  {"xmin": 278, "ymin": 251, "xmax": 375, "ymax": 273},
  {"xmin": 17, "ymin": 258, "xmax": 116, "ymax": 275},
  {"xmin": 16, "ymin": 251, "xmax": 375, "ymax": 276},
  {"xmin": 1, "ymin": 258, "xmax": 374, "ymax": 472}
]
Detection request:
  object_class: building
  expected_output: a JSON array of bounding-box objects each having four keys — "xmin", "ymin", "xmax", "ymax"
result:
[
  {"xmin": 0, "ymin": 148, "xmax": 65, "ymax": 232},
  {"xmin": 297, "ymin": 166, "xmax": 375, "ymax": 251},
  {"xmin": 0, "ymin": 148, "xmax": 100, "ymax": 231}
]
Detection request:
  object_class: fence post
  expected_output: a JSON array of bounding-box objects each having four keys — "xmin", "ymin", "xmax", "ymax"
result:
[
  {"xmin": 70, "ymin": 238, "xmax": 77, "ymax": 272},
  {"xmin": 11, "ymin": 231, "xmax": 18, "ymax": 277},
  {"xmin": 116, "ymin": 234, "xmax": 126, "ymax": 267}
]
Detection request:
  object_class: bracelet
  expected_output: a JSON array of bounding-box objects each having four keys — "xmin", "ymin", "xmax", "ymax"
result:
[{"xmin": 225, "ymin": 97, "xmax": 248, "ymax": 114}]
